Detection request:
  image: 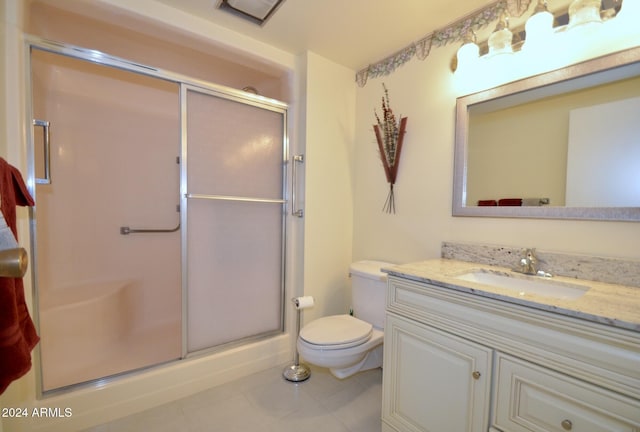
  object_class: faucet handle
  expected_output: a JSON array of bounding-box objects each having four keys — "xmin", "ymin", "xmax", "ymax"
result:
[{"xmin": 523, "ymin": 248, "xmax": 537, "ymax": 262}]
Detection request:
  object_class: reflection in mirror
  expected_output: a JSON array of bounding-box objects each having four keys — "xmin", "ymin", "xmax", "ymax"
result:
[
  {"xmin": 453, "ymin": 46, "xmax": 640, "ymax": 221},
  {"xmin": 467, "ymin": 73, "xmax": 640, "ymax": 207}
]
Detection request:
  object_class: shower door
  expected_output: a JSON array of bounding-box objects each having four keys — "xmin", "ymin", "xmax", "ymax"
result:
[
  {"xmin": 29, "ymin": 42, "xmax": 289, "ymax": 392},
  {"xmin": 183, "ymin": 86, "xmax": 286, "ymax": 353},
  {"xmin": 31, "ymin": 48, "xmax": 182, "ymax": 391}
]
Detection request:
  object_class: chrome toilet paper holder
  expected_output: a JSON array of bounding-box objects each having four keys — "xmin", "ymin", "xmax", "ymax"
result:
[{"xmin": 283, "ymin": 296, "xmax": 313, "ymax": 382}]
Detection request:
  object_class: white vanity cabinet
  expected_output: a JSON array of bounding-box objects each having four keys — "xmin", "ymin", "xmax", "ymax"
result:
[{"xmin": 382, "ymin": 274, "xmax": 640, "ymax": 432}]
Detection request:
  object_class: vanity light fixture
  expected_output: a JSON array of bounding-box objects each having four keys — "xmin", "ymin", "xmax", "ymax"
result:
[
  {"xmin": 217, "ymin": 0, "xmax": 286, "ymax": 25},
  {"xmin": 455, "ymin": 0, "xmax": 639, "ymax": 94}
]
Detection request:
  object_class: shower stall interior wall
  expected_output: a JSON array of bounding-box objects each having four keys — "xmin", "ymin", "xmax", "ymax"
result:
[{"xmin": 30, "ymin": 45, "xmax": 287, "ymax": 392}]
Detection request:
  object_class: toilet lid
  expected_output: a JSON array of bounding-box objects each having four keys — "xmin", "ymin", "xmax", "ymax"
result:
[{"xmin": 299, "ymin": 315, "xmax": 372, "ymax": 348}]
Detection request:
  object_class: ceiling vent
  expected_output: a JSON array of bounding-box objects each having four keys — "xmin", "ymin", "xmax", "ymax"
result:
[{"xmin": 217, "ymin": 0, "xmax": 286, "ymax": 25}]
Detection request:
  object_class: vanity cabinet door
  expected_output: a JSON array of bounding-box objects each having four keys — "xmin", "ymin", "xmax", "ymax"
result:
[
  {"xmin": 493, "ymin": 353, "xmax": 640, "ymax": 432},
  {"xmin": 382, "ymin": 313, "xmax": 492, "ymax": 432}
]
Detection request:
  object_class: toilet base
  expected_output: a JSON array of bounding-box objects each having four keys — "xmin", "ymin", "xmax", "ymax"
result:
[{"xmin": 330, "ymin": 344, "xmax": 383, "ymax": 379}]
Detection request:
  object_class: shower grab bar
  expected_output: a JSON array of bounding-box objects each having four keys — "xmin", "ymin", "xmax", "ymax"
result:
[
  {"xmin": 33, "ymin": 119, "xmax": 51, "ymax": 184},
  {"xmin": 120, "ymin": 223, "xmax": 180, "ymax": 235},
  {"xmin": 185, "ymin": 193, "xmax": 286, "ymax": 204},
  {"xmin": 291, "ymin": 154, "xmax": 304, "ymax": 218}
]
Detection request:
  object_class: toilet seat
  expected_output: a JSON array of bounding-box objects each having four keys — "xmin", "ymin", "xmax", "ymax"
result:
[{"xmin": 299, "ymin": 314, "xmax": 372, "ymax": 350}]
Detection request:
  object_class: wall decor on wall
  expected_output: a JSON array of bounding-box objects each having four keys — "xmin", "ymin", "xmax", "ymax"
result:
[{"xmin": 374, "ymin": 84, "xmax": 407, "ymax": 214}]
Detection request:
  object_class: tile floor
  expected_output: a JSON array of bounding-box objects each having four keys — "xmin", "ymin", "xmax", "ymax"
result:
[{"xmin": 82, "ymin": 364, "xmax": 382, "ymax": 432}]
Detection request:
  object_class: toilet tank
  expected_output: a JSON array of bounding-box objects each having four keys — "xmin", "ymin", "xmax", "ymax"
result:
[{"xmin": 350, "ymin": 260, "xmax": 393, "ymax": 330}]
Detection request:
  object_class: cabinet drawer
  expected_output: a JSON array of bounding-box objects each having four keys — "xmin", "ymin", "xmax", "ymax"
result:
[{"xmin": 493, "ymin": 353, "xmax": 640, "ymax": 432}]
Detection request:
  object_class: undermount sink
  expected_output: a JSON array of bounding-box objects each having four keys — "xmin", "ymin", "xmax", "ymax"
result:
[{"xmin": 455, "ymin": 270, "xmax": 590, "ymax": 300}]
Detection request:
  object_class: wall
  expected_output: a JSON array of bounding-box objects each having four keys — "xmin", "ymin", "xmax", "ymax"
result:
[
  {"xmin": 1, "ymin": 0, "xmax": 25, "ymax": 163},
  {"xmin": 301, "ymin": 52, "xmax": 356, "ymax": 324},
  {"xmin": 26, "ymin": 1, "xmax": 289, "ymax": 101},
  {"xmin": 353, "ymin": 42, "xmax": 640, "ymax": 265}
]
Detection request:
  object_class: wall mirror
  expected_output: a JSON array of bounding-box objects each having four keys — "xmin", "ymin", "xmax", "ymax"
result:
[{"xmin": 453, "ymin": 46, "xmax": 640, "ymax": 221}]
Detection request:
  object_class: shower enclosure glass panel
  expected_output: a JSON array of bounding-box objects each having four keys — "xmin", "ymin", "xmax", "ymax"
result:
[
  {"xmin": 31, "ymin": 49, "xmax": 182, "ymax": 391},
  {"xmin": 185, "ymin": 88, "xmax": 285, "ymax": 352}
]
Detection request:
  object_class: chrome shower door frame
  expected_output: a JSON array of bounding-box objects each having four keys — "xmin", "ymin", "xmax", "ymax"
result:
[
  {"xmin": 24, "ymin": 35, "xmax": 290, "ymax": 396},
  {"xmin": 179, "ymin": 83, "xmax": 289, "ymax": 356}
]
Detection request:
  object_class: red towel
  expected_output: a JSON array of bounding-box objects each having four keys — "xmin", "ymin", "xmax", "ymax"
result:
[
  {"xmin": 0, "ymin": 158, "xmax": 38, "ymax": 395},
  {"xmin": 477, "ymin": 200, "xmax": 497, "ymax": 206},
  {"xmin": 498, "ymin": 198, "xmax": 522, "ymax": 206}
]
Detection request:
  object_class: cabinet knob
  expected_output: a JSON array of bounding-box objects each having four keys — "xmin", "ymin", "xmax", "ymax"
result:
[
  {"xmin": 561, "ymin": 419, "xmax": 573, "ymax": 430},
  {"xmin": 472, "ymin": 371, "xmax": 481, "ymax": 380}
]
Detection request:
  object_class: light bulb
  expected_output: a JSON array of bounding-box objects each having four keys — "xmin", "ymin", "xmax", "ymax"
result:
[
  {"xmin": 617, "ymin": 0, "xmax": 640, "ymax": 22},
  {"xmin": 523, "ymin": 0, "xmax": 554, "ymax": 51},
  {"xmin": 457, "ymin": 43, "xmax": 479, "ymax": 69},
  {"xmin": 456, "ymin": 30, "xmax": 480, "ymax": 72},
  {"xmin": 488, "ymin": 13, "xmax": 514, "ymax": 56}
]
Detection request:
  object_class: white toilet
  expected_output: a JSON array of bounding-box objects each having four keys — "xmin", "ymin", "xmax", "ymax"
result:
[{"xmin": 297, "ymin": 260, "xmax": 392, "ymax": 379}]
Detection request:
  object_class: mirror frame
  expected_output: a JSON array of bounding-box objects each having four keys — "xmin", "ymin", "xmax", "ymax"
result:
[{"xmin": 453, "ymin": 46, "xmax": 640, "ymax": 221}]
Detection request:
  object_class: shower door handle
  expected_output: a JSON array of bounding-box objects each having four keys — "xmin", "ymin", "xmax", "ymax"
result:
[
  {"xmin": 292, "ymin": 154, "xmax": 304, "ymax": 218},
  {"xmin": 33, "ymin": 119, "xmax": 51, "ymax": 184},
  {"xmin": 120, "ymin": 223, "xmax": 181, "ymax": 235}
]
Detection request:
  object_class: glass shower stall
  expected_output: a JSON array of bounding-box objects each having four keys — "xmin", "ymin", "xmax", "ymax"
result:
[{"xmin": 28, "ymin": 39, "xmax": 289, "ymax": 393}]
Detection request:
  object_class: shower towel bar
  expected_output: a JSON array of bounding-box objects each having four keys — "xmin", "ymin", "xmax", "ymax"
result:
[
  {"xmin": 185, "ymin": 193, "xmax": 286, "ymax": 204},
  {"xmin": 291, "ymin": 155, "xmax": 304, "ymax": 218},
  {"xmin": 120, "ymin": 223, "xmax": 180, "ymax": 235}
]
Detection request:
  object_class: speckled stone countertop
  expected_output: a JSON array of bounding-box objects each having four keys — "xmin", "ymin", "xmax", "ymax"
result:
[{"xmin": 384, "ymin": 259, "xmax": 640, "ymax": 332}]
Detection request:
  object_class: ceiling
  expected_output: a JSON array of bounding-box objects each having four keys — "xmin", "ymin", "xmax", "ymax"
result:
[{"xmin": 154, "ymin": 0, "xmax": 496, "ymax": 71}]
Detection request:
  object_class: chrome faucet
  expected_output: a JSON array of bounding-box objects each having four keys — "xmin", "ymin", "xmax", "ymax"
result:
[
  {"xmin": 514, "ymin": 248, "xmax": 539, "ymax": 275},
  {"xmin": 513, "ymin": 248, "xmax": 553, "ymax": 277}
]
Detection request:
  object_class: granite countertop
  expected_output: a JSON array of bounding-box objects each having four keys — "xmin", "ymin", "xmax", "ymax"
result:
[{"xmin": 384, "ymin": 259, "xmax": 640, "ymax": 332}]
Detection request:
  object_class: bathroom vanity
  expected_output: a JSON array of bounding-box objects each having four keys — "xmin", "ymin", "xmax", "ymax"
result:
[{"xmin": 381, "ymin": 259, "xmax": 640, "ymax": 432}]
